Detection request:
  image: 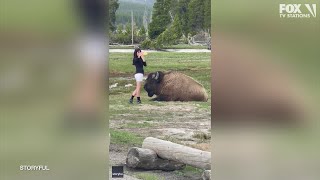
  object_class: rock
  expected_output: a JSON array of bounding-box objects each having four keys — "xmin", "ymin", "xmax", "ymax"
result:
[{"xmin": 202, "ymin": 170, "xmax": 211, "ymax": 180}]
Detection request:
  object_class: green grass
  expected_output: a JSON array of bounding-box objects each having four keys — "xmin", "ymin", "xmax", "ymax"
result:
[
  {"xmin": 194, "ymin": 102, "xmax": 211, "ymax": 110},
  {"xmin": 110, "ymin": 129, "xmax": 144, "ymax": 146},
  {"xmin": 193, "ymin": 132, "xmax": 211, "ymax": 141},
  {"xmin": 109, "ymin": 52, "xmax": 211, "ymax": 73},
  {"xmin": 121, "ymin": 122, "xmax": 153, "ymax": 128},
  {"xmin": 108, "ymin": 91, "xmax": 176, "ymax": 124},
  {"xmin": 175, "ymin": 165, "xmax": 203, "ymax": 177},
  {"xmin": 135, "ymin": 173, "xmax": 164, "ymax": 180}
]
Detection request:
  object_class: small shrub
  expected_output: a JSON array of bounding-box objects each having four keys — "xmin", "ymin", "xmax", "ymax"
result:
[
  {"xmin": 140, "ymin": 39, "xmax": 152, "ymax": 49},
  {"xmin": 192, "ymin": 132, "xmax": 211, "ymax": 140}
]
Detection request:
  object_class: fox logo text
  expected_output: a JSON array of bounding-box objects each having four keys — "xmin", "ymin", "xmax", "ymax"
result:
[{"xmin": 279, "ymin": 4, "xmax": 316, "ymax": 18}]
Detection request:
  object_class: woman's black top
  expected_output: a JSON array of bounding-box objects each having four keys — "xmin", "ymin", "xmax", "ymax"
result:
[{"xmin": 133, "ymin": 57, "xmax": 147, "ymax": 74}]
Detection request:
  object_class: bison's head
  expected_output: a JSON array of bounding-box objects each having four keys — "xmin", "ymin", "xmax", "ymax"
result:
[{"xmin": 144, "ymin": 71, "xmax": 164, "ymax": 97}]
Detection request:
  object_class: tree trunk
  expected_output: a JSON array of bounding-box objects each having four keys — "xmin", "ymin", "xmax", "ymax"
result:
[
  {"xmin": 142, "ymin": 137, "xmax": 211, "ymax": 170},
  {"xmin": 126, "ymin": 147, "xmax": 185, "ymax": 171}
]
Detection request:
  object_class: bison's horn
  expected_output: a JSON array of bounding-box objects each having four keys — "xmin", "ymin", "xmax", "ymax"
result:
[{"xmin": 155, "ymin": 72, "xmax": 159, "ymax": 80}]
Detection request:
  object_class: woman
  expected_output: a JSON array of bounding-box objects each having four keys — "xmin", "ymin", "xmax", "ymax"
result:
[{"xmin": 129, "ymin": 48, "xmax": 147, "ymax": 104}]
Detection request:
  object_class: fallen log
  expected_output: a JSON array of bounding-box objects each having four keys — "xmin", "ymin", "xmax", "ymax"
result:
[
  {"xmin": 126, "ymin": 147, "xmax": 185, "ymax": 171},
  {"xmin": 202, "ymin": 170, "xmax": 211, "ymax": 180},
  {"xmin": 142, "ymin": 137, "xmax": 211, "ymax": 170}
]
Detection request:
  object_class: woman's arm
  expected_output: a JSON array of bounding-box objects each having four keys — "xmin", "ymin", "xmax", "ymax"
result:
[
  {"xmin": 140, "ymin": 55, "xmax": 146, "ymax": 66},
  {"xmin": 141, "ymin": 53, "xmax": 147, "ymax": 66},
  {"xmin": 141, "ymin": 56, "xmax": 146, "ymax": 66},
  {"xmin": 133, "ymin": 57, "xmax": 138, "ymax": 65}
]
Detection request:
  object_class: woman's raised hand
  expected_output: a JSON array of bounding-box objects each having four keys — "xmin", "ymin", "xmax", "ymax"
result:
[
  {"xmin": 138, "ymin": 51, "xmax": 145, "ymax": 61},
  {"xmin": 137, "ymin": 51, "xmax": 143, "ymax": 58}
]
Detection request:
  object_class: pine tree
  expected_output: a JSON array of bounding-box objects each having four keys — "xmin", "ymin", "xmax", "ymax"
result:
[
  {"xmin": 139, "ymin": 26, "xmax": 147, "ymax": 37},
  {"xmin": 154, "ymin": 14, "xmax": 182, "ymax": 48},
  {"xmin": 116, "ymin": 24, "xmax": 124, "ymax": 34},
  {"xmin": 148, "ymin": 0, "xmax": 172, "ymax": 40},
  {"xmin": 188, "ymin": 0, "xmax": 205, "ymax": 35},
  {"xmin": 171, "ymin": 14, "xmax": 182, "ymax": 40},
  {"xmin": 204, "ymin": 0, "xmax": 211, "ymax": 32},
  {"xmin": 109, "ymin": 0, "xmax": 120, "ymax": 32},
  {"xmin": 176, "ymin": 0, "xmax": 191, "ymax": 36}
]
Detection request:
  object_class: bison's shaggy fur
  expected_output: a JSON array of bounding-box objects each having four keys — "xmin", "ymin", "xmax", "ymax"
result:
[{"xmin": 144, "ymin": 71, "xmax": 208, "ymax": 102}]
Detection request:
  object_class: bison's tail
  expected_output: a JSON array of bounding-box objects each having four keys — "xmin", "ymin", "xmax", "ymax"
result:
[{"xmin": 203, "ymin": 91, "xmax": 209, "ymax": 102}]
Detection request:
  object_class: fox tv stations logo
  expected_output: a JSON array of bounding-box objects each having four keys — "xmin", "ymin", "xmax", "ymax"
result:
[{"xmin": 279, "ymin": 4, "xmax": 316, "ymax": 18}]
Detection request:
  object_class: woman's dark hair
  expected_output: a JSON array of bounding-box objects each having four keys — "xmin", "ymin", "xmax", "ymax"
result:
[{"xmin": 133, "ymin": 48, "xmax": 142, "ymax": 58}]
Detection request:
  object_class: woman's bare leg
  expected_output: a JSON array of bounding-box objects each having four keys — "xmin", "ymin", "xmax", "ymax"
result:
[
  {"xmin": 132, "ymin": 89, "xmax": 137, "ymax": 96},
  {"xmin": 136, "ymin": 81, "xmax": 142, "ymax": 97},
  {"xmin": 130, "ymin": 82, "xmax": 138, "ymax": 103}
]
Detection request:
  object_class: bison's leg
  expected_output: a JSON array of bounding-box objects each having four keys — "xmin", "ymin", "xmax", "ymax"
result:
[
  {"xmin": 149, "ymin": 95, "xmax": 169, "ymax": 101},
  {"xmin": 149, "ymin": 96, "xmax": 165, "ymax": 101},
  {"xmin": 150, "ymin": 97, "xmax": 160, "ymax": 101},
  {"xmin": 157, "ymin": 95, "xmax": 172, "ymax": 101}
]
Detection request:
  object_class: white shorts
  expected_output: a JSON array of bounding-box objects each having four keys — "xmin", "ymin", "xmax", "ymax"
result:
[{"xmin": 134, "ymin": 73, "xmax": 144, "ymax": 82}]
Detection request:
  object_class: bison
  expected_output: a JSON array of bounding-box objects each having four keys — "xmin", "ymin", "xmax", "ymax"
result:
[{"xmin": 144, "ymin": 71, "xmax": 208, "ymax": 101}]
